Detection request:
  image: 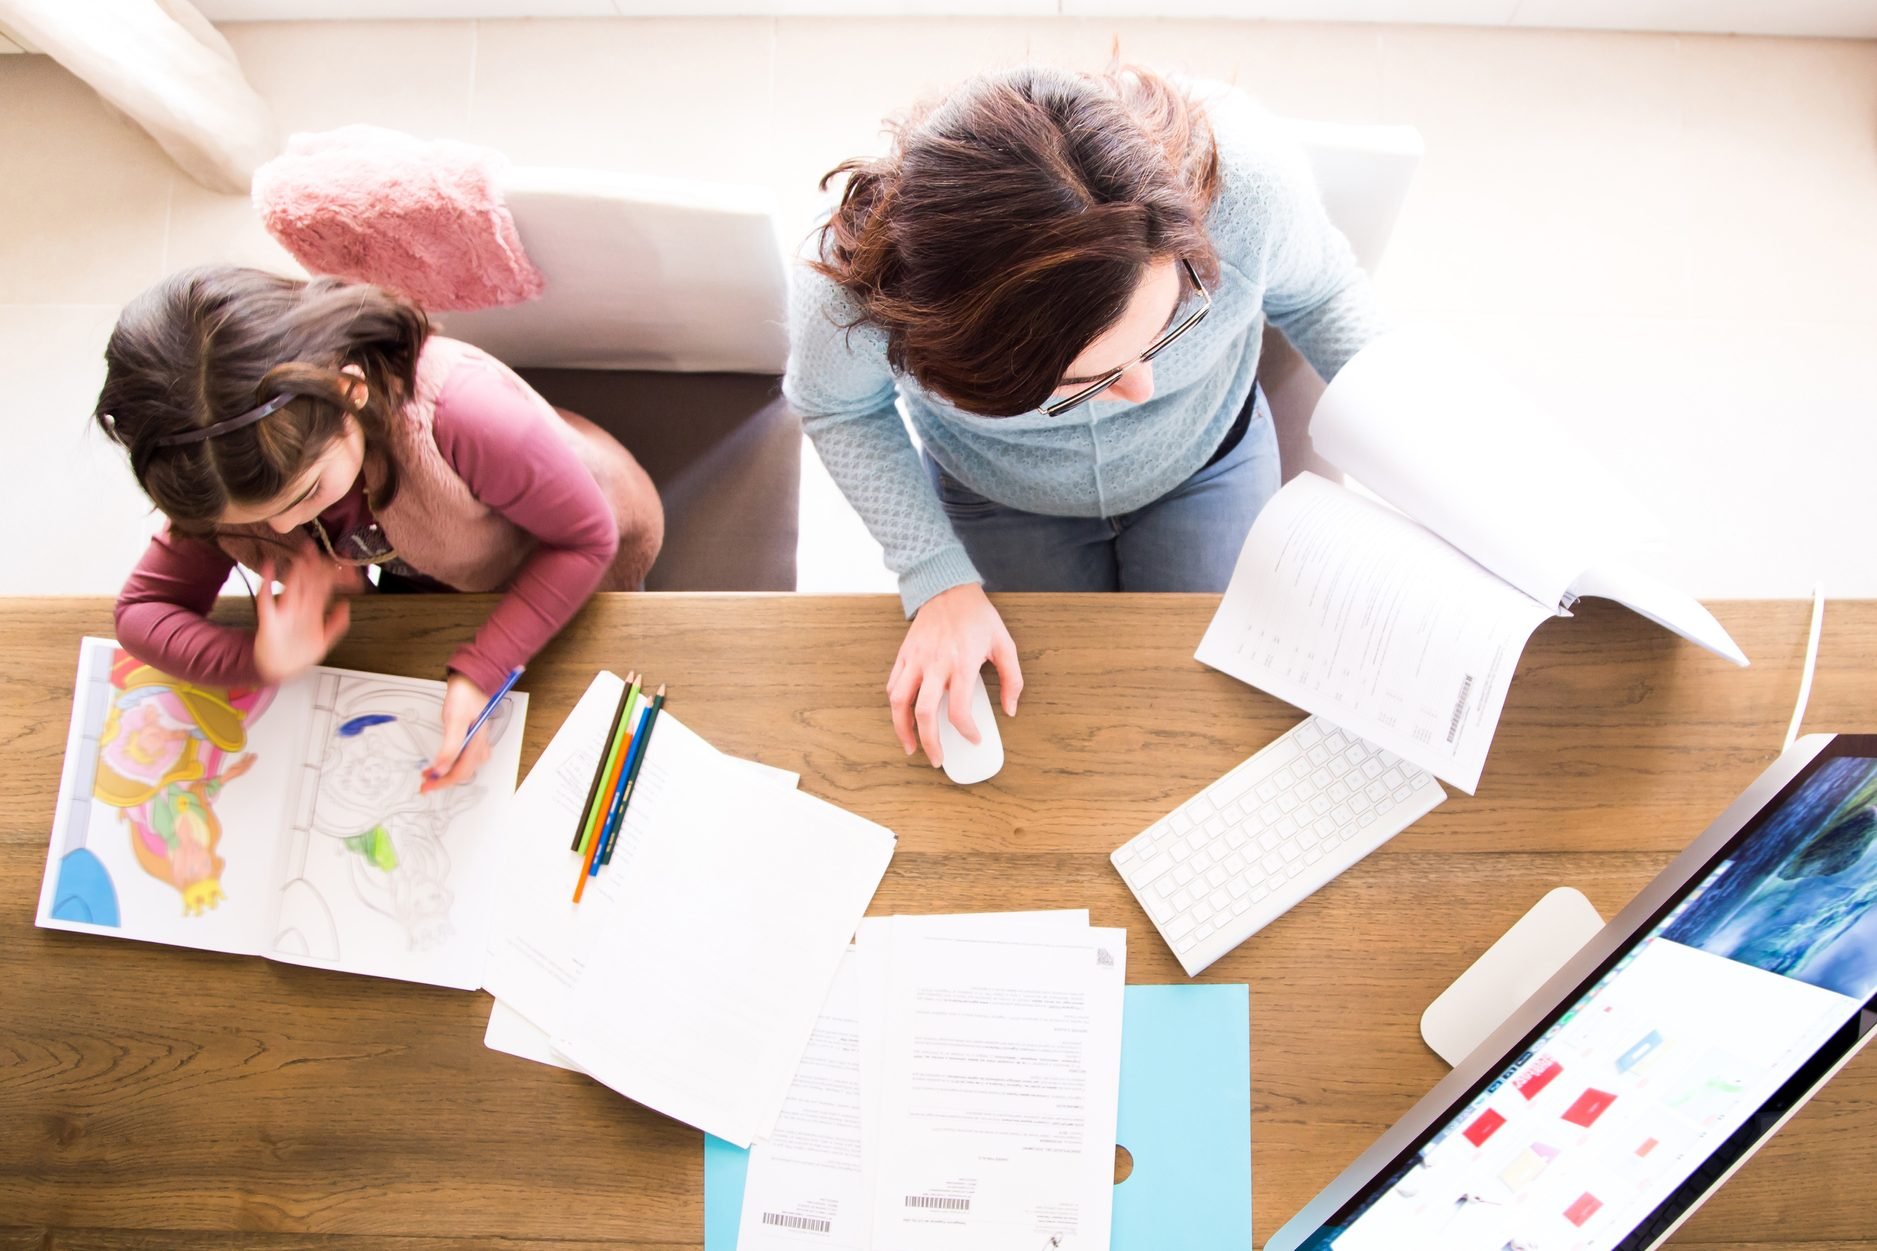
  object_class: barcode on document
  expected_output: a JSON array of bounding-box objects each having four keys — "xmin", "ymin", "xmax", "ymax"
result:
[
  {"xmin": 904, "ymin": 1195, "xmax": 971, "ymax": 1211},
  {"xmin": 1446, "ymin": 674, "xmax": 1474, "ymax": 744},
  {"xmin": 762, "ymin": 1213, "xmax": 832, "ymax": 1233}
]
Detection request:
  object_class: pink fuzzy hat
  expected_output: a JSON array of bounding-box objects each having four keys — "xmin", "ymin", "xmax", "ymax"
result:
[{"xmin": 253, "ymin": 125, "xmax": 545, "ymax": 311}]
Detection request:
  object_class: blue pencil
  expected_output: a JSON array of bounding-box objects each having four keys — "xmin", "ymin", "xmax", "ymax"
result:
[
  {"xmin": 589, "ymin": 698, "xmax": 653, "ymax": 876},
  {"xmin": 424, "ymin": 666, "xmax": 524, "ymax": 783}
]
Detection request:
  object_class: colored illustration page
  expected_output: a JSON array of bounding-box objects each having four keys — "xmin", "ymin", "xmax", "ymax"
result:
[{"xmin": 37, "ymin": 637, "xmax": 526, "ymax": 990}]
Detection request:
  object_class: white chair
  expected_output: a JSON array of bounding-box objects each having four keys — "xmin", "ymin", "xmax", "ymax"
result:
[
  {"xmin": 434, "ymin": 168, "xmax": 799, "ymax": 590},
  {"xmin": 1259, "ymin": 119, "xmax": 1424, "ymax": 483}
]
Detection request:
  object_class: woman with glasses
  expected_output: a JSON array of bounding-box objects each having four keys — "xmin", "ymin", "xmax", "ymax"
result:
[{"xmin": 786, "ymin": 63, "xmax": 1385, "ymax": 767}]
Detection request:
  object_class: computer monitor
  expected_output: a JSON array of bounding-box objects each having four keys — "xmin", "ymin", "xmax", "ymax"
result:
[{"xmin": 1268, "ymin": 733, "xmax": 1877, "ymax": 1251}]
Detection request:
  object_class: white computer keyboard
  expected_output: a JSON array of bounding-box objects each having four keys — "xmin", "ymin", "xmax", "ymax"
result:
[{"xmin": 1112, "ymin": 716, "xmax": 1447, "ymax": 976}]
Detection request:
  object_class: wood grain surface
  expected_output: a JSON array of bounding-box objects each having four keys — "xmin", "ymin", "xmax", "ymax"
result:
[{"xmin": 1, "ymin": 594, "xmax": 1871, "ymax": 1249}]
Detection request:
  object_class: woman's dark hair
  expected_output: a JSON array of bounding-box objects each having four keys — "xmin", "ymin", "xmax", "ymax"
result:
[
  {"xmin": 94, "ymin": 265, "xmax": 429, "ymax": 534},
  {"xmin": 812, "ymin": 63, "xmax": 1221, "ymax": 418}
]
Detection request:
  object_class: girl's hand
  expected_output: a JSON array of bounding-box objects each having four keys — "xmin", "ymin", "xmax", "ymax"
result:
[
  {"xmin": 888, "ymin": 582, "xmax": 1023, "ymax": 767},
  {"xmin": 422, "ymin": 673, "xmax": 493, "ymax": 794},
  {"xmin": 253, "ymin": 553, "xmax": 352, "ymax": 685}
]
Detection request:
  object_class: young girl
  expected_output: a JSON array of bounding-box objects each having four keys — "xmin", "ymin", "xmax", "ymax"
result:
[
  {"xmin": 96, "ymin": 265, "xmax": 663, "ymax": 791},
  {"xmin": 786, "ymin": 64, "xmax": 1385, "ymax": 767}
]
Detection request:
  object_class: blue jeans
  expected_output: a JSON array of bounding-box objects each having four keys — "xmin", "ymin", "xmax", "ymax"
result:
[{"xmin": 925, "ymin": 387, "xmax": 1282, "ymax": 593}]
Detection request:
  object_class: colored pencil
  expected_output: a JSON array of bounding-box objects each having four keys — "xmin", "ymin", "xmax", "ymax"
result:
[
  {"xmin": 576, "ymin": 676, "xmax": 641, "ymax": 857},
  {"xmin": 600, "ymin": 687, "xmax": 668, "ymax": 871},
  {"xmin": 572, "ymin": 696, "xmax": 643, "ymax": 904},
  {"xmin": 423, "ymin": 665, "xmax": 524, "ymax": 784},
  {"xmin": 601, "ymin": 684, "xmax": 666, "ymax": 868},
  {"xmin": 570, "ymin": 675, "xmax": 635, "ymax": 851}
]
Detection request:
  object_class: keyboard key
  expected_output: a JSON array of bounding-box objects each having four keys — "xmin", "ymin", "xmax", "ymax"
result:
[
  {"xmin": 1278, "ymin": 793, "xmax": 1299, "ymax": 813},
  {"xmin": 1311, "ymin": 769, "xmax": 1332, "ymax": 789},
  {"xmin": 1305, "ymin": 845, "xmax": 1325, "ymax": 863},
  {"xmin": 1259, "ymin": 830, "xmax": 1282, "ymax": 853},
  {"xmin": 1382, "ymin": 767, "xmax": 1405, "ymax": 789},
  {"xmin": 1208, "ymin": 888, "xmax": 1231, "ymax": 911},
  {"xmin": 1228, "ymin": 877, "xmax": 1249, "ymax": 897},
  {"xmin": 1193, "ymin": 922, "xmax": 1214, "ymax": 943},
  {"xmin": 1167, "ymin": 912, "xmax": 1198, "ymax": 942},
  {"xmin": 1332, "ymin": 803, "xmax": 1355, "ymax": 826},
  {"xmin": 1173, "ymin": 865, "xmax": 1196, "ymax": 887},
  {"xmin": 1261, "ymin": 852, "xmax": 1284, "ymax": 874},
  {"xmin": 1310, "ymin": 795, "xmax": 1333, "ymax": 816},
  {"xmin": 1205, "ymin": 866, "xmax": 1227, "ymax": 889},
  {"xmin": 1131, "ymin": 852, "xmax": 1174, "ymax": 885},
  {"xmin": 1172, "ymin": 886, "xmax": 1195, "ymax": 910},
  {"xmin": 1227, "ymin": 827, "xmax": 1250, "ymax": 849},
  {"xmin": 1295, "ymin": 719, "xmax": 1324, "ymax": 745},
  {"xmin": 1327, "ymin": 781, "xmax": 1350, "ymax": 804},
  {"xmin": 1225, "ymin": 852, "xmax": 1247, "ymax": 874},
  {"xmin": 1362, "ymin": 758, "xmax": 1383, "ymax": 779},
  {"xmin": 1231, "ymin": 897, "xmax": 1252, "ymax": 915},
  {"xmin": 1307, "ymin": 745, "xmax": 1331, "ymax": 766},
  {"xmin": 1280, "ymin": 842, "xmax": 1303, "ymax": 863},
  {"xmin": 1170, "ymin": 810, "xmax": 1193, "ymax": 834},
  {"xmin": 1350, "ymin": 791, "xmax": 1372, "ymax": 814},
  {"xmin": 1171, "ymin": 835, "xmax": 1194, "ymax": 858},
  {"xmin": 1255, "ymin": 780, "xmax": 1279, "ymax": 802},
  {"xmin": 1154, "ymin": 875, "xmax": 1179, "ymax": 898},
  {"xmin": 1203, "ymin": 814, "xmax": 1228, "ymax": 839}
]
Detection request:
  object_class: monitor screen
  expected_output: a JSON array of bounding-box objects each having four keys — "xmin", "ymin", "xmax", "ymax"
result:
[{"xmin": 1301, "ymin": 745, "xmax": 1877, "ymax": 1251}]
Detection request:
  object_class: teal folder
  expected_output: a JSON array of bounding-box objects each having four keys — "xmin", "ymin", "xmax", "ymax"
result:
[{"xmin": 705, "ymin": 982, "xmax": 1251, "ymax": 1250}]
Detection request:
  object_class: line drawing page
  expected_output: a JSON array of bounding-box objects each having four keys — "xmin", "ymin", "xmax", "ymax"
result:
[{"xmin": 272, "ymin": 667, "xmax": 525, "ymax": 989}]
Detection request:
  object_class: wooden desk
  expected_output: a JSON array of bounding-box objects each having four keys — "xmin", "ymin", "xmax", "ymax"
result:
[{"xmin": 1, "ymin": 595, "xmax": 1872, "ymax": 1250}]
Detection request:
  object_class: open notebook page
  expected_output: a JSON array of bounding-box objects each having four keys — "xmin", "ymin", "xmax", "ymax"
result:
[
  {"xmin": 1196, "ymin": 473, "xmax": 1551, "ymax": 793},
  {"xmin": 1311, "ymin": 331, "xmax": 1744, "ymax": 665},
  {"xmin": 1310, "ymin": 329, "xmax": 1654, "ymax": 612}
]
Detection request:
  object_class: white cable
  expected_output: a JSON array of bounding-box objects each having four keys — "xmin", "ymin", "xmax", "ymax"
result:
[{"xmin": 1782, "ymin": 584, "xmax": 1825, "ymax": 754}]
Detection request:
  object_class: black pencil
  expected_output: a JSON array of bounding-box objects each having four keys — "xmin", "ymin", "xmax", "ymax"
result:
[
  {"xmin": 601, "ymin": 684, "xmax": 665, "ymax": 867},
  {"xmin": 570, "ymin": 673, "xmax": 635, "ymax": 851}
]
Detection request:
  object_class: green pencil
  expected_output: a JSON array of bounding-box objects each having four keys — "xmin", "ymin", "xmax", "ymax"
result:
[{"xmin": 569, "ymin": 675, "xmax": 634, "ymax": 852}]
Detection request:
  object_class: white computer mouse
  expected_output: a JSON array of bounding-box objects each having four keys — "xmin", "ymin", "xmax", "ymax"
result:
[{"xmin": 937, "ymin": 672, "xmax": 1004, "ymax": 785}]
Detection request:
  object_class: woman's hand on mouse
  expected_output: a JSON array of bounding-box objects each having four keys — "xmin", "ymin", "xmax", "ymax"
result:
[
  {"xmin": 253, "ymin": 552, "xmax": 352, "ymax": 685},
  {"xmin": 888, "ymin": 582, "xmax": 1022, "ymax": 767}
]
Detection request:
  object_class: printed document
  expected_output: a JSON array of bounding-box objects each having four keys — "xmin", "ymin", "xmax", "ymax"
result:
[{"xmin": 868, "ymin": 920, "xmax": 1127, "ymax": 1250}]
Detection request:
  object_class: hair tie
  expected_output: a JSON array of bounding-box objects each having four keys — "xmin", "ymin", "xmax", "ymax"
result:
[{"xmin": 147, "ymin": 393, "xmax": 295, "ymax": 449}]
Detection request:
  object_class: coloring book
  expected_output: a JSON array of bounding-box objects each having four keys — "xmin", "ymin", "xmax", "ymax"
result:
[{"xmin": 36, "ymin": 637, "xmax": 527, "ymax": 989}]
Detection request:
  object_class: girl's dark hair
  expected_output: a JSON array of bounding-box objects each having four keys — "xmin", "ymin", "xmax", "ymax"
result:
[
  {"xmin": 94, "ymin": 266, "xmax": 429, "ymax": 534},
  {"xmin": 811, "ymin": 63, "xmax": 1221, "ymax": 418}
]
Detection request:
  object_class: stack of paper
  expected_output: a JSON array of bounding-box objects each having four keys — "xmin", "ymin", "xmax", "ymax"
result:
[
  {"xmin": 481, "ymin": 673, "xmax": 896, "ymax": 1146},
  {"xmin": 732, "ymin": 911, "xmax": 1129, "ymax": 1251}
]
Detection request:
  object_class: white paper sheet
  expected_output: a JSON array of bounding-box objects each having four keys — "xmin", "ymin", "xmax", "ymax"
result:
[
  {"xmin": 481, "ymin": 676, "xmax": 795, "ymax": 1039},
  {"xmin": 854, "ymin": 912, "xmax": 1092, "ymax": 1250},
  {"xmin": 1196, "ymin": 474, "xmax": 1551, "ymax": 793},
  {"xmin": 553, "ymin": 780, "xmax": 895, "ymax": 1147},
  {"xmin": 737, "ymin": 950, "xmax": 869, "ymax": 1250},
  {"xmin": 868, "ymin": 921, "xmax": 1127, "ymax": 1251}
]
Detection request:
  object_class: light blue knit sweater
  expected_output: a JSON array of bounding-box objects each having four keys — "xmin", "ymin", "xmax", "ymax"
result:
[{"xmin": 783, "ymin": 86, "xmax": 1387, "ymax": 615}]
